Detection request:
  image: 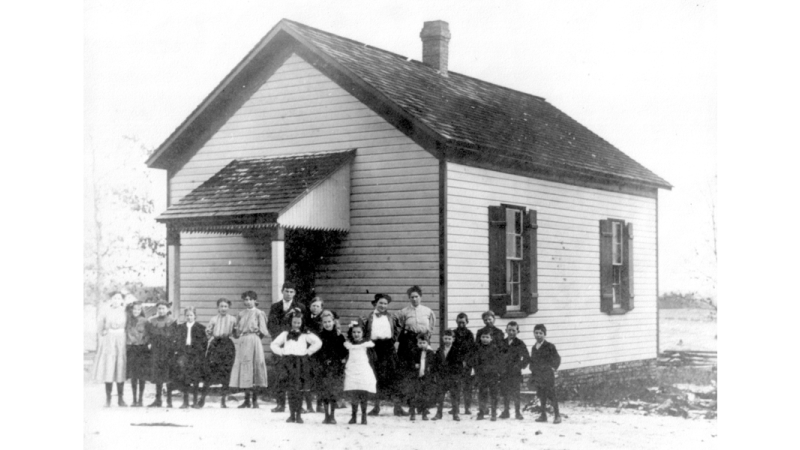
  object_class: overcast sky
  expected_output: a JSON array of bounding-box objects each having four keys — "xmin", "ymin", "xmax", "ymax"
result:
[{"xmin": 84, "ymin": 0, "xmax": 717, "ymax": 296}]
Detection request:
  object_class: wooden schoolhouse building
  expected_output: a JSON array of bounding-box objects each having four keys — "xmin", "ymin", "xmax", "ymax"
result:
[{"xmin": 146, "ymin": 19, "xmax": 671, "ymax": 376}]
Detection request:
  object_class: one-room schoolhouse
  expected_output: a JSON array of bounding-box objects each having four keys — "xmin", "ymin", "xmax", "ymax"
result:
[{"xmin": 146, "ymin": 19, "xmax": 672, "ymax": 380}]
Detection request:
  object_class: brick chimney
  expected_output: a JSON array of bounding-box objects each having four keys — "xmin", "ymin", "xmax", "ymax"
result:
[{"xmin": 420, "ymin": 20, "xmax": 451, "ymax": 76}]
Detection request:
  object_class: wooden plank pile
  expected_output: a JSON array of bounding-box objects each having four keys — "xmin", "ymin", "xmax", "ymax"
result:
[{"xmin": 658, "ymin": 350, "xmax": 717, "ymax": 368}]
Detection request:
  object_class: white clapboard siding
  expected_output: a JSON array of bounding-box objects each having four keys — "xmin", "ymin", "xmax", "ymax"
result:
[
  {"xmin": 178, "ymin": 233, "xmax": 271, "ymax": 335},
  {"xmin": 445, "ymin": 162, "xmax": 658, "ymax": 371},
  {"xmin": 170, "ymin": 53, "xmax": 441, "ymax": 347}
]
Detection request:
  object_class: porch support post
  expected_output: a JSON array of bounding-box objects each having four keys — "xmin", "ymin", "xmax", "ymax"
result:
[
  {"xmin": 271, "ymin": 227, "xmax": 285, "ymax": 303},
  {"xmin": 167, "ymin": 225, "xmax": 181, "ymax": 314}
]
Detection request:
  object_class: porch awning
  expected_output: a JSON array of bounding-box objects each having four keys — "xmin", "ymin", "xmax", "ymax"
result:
[{"xmin": 156, "ymin": 150, "xmax": 354, "ymax": 233}]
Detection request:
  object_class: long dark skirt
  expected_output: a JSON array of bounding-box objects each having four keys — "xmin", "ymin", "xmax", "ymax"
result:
[
  {"xmin": 314, "ymin": 359, "xmax": 344, "ymax": 402},
  {"xmin": 204, "ymin": 337, "xmax": 235, "ymax": 386},
  {"xmin": 278, "ymin": 355, "xmax": 313, "ymax": 392},
  {"xmin": 148, "ymin": 341, "xmax": 173, "ymax": 384},
  {"xmin": 174, "ymin": 345, "xmax": 205, "ymax": 389},
  {"xmin": 372, "ymin": 339, "xmax": 399, "ymax": 400},
  {"xmin": 126, "ymin": 345, "xmax": 150, "ymax": 380}
]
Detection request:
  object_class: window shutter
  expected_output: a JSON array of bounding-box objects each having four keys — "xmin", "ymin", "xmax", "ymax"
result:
[
  {"xmin": 521, "ymin": 209, "xmax": 538, "ymax": 315},
  {"xmin": 621, "ymin": 222, "xmax": 635, "ymax": 311},
  {"xmin": 599, "ymin": 219, "xmax": 613, "ymax": 313},
  {"xmin": 488, "ymin": 206, "xmax": 508, "ymax": 316}
]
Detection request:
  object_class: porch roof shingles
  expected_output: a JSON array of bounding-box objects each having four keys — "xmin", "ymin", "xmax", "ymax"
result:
[
  {"xmin": 157, "ymin": 150, "xmax": 355, "ymax": 222},
  {"xmin": 282, "ymin": 20, "xmax": 670, "ymax": 189}
]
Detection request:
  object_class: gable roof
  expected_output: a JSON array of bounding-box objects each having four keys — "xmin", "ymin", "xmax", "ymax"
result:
[
  {"xmin": 147, "ymin": 19, "xmax": 670, "ymax": 190},
  {"xmin": 156, "ymin": 150, "xmax": 354, "ymax": 229}
]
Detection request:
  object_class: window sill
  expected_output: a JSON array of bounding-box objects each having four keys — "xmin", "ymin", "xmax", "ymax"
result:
[
  {"xmin": 608, "ymin": 308, "xmax": 629, "ymax": 315},
  {"xmin": 501, "ymin": 311, "xmax": 530, "ymax": 319}
]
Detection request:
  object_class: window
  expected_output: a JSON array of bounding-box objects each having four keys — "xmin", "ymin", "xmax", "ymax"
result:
[
  {"xmin": 506, "ymin": 208, "xmax": 523, "ymax": 310},
  {"xmin": 600, "ymin": 219, "xmax": 634, "ymax": 314},
  {"xmin": 488, "ymin": 204, "xmax": 538, "ymax": 317}
]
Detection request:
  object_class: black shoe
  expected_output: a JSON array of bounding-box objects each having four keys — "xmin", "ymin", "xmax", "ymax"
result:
[
  {"xmin": 131, "ymin": 401, "xmax": 142, "ymax": 408},
  {"xmin": 192, "ymin": 403, "xmax": 203, "ymax": 409},
  {"xmin": 393, "ymin": 406, "xmax": 408, "ymax": 416},
  {"xmin": 180, "ymin": 403, "xmax": 190, "ymax": 409},
  {"xmin": 165, "ymin": 400, "xmax": 173, "ymax": 408},
  {"xmin": 286, "ymin": 416, "xmax": 296, "ymax": 423},
  {"xmin": 499, "ymin": 410, "xmax": 510, "ymax": 419},
  {"xmin": 535, "ymin": 414, "xmax": 547, "ymax": 422},
  {"xmin": 490, "ymin": 415, "xmax": 497, "ymax": 421},
  {"xmin": 515, "ymin": 412, "xmax": 524, "ymax": 420},
  {"xmin": 448, "ymin": 408, "xmax": 456, "ymax": 415},
  {"xmin": 271, "ymin": 406, "xmax": 285, "ymax": 413},
  {"xmin": 197, "ymin": 398, "xmax": 205, "ymax": 408},
  {"xmin": 464, "ymin": 408, "xmax": 471, "ymax": 415},
  {"xmin": 300, "ymin": 408, "xmax": 307, "ymax": 414},
  {"xmin": 348, "ymin": 416, "xmax": 357, "ymax": 424},
  {"xmin": 361, "ymin": 415, "xmax": 367, "ymax": 425},
  {"xmin": 238, "ymin": 401, "xmax": 251, "ymax": 409},
  {"xmin": 453, "ymin": 414, "xmax": 461, "ymax": 421},
  {"xmin": 104, "ymin": 400, "xmax": 111, "ymax": 408},
  {"xmin": 118, "ymin": 399, "xmax": 127, "ymax": 407},
  {"xmin": 367, "ymin": 407, "xmax": 380, "ymax": 416},
  {"xmin": 422, "ymin": 412, "xmax": 429, "ymax": 421},
  {"xmin": 220, "ymin": 398, "xmax": 227, "ymax": 409},
  {"xmin": 553, "ymin": 415, "xmax": 562, "ymax": 424},
  {"xmin": 329, "ymin": 416, "xmax": 337, "ymax": 424},
  {"xmin": 431, "ymin": 412, "xmax": 443, "ymax": 421},
  {"xmin": 147, "ymin": 400, "xmax": 162, "ymax": 408},
  {"xmin": 409, "ymin": 411, "xmax": 416, "ymax": 421},
  {"xmin": 476, "ymin": 412, "xmax": 485, "ymax": 420},
  {"xmin": 296, "ymin": 417, "xmax": 304, "ymax": 424}
]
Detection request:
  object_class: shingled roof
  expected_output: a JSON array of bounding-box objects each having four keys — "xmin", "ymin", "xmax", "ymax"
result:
[
  {"xmin": 147, "ymin": 19, "xmax": 670, "ymax": 190},
  {"xmin": 157, "ymin": 150, "xmax": 354, "ymax": 223}
]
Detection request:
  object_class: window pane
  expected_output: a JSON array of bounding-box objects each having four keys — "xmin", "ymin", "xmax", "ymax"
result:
[{"xmin": 612, "ymin": 222, "xmax": 623, "ymax": 265}]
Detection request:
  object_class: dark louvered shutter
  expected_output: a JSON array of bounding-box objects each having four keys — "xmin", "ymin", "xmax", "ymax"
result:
[
  {"xmin": 488, "ymin": 206, "xmax": 508, "ymax": 317},
  {"xmin": 521, "ymin": 209, "xmax": 538, "ymax": 315},
  {"xmin": 621, "ymin": 222, "xmax": 635, "ymax": 311},
  {"xmin": 599, "ymin": 219, "xmax": 613, "ymax": 313}
]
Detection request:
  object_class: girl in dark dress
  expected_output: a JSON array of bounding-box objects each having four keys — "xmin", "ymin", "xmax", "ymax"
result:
[
  {"xmin": 198, "ymin": 298, "xmax": 237, "ymax": 408},
  {"xmin": 175, "ymin": 307, "xmax": 208, "ymax": 408},
  {"xmin": 145, "ymin": 301, "xmax": 177, "ymax": 407},
  {"xmin": 270, "ymin": 312, "xmax": 322, "ymax": 424},
  {"xmin": 125, "ymin": 301, "xmax": 149, "ymax": 407},
  {"xmin": 314, "ymin": 310, "xmax": 347, "ymax": 424}
]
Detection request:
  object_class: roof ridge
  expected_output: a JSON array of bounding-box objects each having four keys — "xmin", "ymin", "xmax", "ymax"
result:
[
  {"xmin": 282, "ymin": 19, "xmax": 547, "ymax": 103},
  {"xmin": 281, "ymin": 19, "xmax": 412, "ymax": 63}
]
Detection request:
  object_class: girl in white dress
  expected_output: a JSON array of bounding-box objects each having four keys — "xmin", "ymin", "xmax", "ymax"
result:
[
  {"xmin": 92, "ymin": 292, "xmax": 128, "ymax": 407},
  {"xmin": 343, "ymin": 322, "xmax": 376, "ymax": 425}
]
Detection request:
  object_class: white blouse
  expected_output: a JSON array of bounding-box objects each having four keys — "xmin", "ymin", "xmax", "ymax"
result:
[{"xmin": 270, "ymin": 331, "xmax": 322, "ymax": 356}]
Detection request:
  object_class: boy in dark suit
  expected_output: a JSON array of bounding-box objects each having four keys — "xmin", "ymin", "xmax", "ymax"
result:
[
  {"xmin": 408, "ymin": 332, "xmax": 436, "ymax": 421},
  {"xmin": 432, "ymin": 329, "xmax": 463, "ymax": 421},
  {"xmin": 452, "ymin": 313, "xmax": 476, "ymax": 415},
  {"xmin": 471, "ymin": 331, "xmax": 503, "ymax": 421},
  {"xmin": 500, "ymin": 321, "xmax": 529, "ymax": 419},
  {"xmin": 529, "ymin": 324, "xmax": 562, "ymax": 424}
]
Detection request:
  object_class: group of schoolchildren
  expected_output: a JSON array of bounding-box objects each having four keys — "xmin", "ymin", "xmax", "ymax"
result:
[{"xmin": 92, "ymin": 282, "xmax": 562, "ymax": 425}]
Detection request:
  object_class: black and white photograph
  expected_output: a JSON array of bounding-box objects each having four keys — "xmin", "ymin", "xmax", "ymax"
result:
[
  {"xmin": 76, "ymin": 1, "xmax": 725, "ymax": 449},
  {"xmin": 18, "ymin": 0, "xmax": 779, "ymax": 448}
]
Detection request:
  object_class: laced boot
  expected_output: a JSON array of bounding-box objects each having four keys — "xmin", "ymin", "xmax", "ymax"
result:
[
  {"xmin": 180, "ymin": 392, "xmax": 190, "ymax": 409},
  {"xmin": 348, "ymin": 404, "xmax": 358, "ymax": 424},
  {"xmin": 238, "ymin": 391, "xmax": 251, "ymax": 409}
]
